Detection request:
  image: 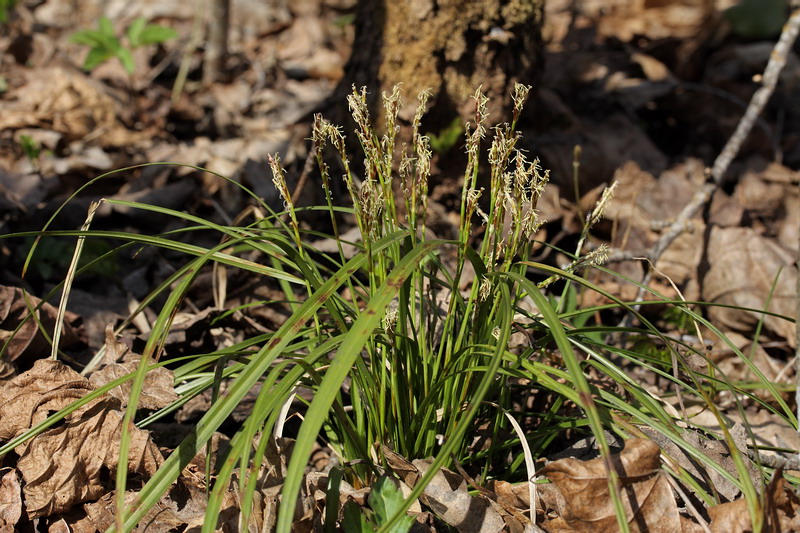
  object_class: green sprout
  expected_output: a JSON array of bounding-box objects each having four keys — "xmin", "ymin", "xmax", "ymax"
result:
[
  {"xmin": 19, "ymin": 135, "xmax": 41, "ymax": 163},
  {"xmin": 428, "ymin": 116, "xmax": 464, "ymax": 154},
  {"xmin": 0, "ymin": 0, "xmax": 15, "ymax": 23},
  {"xmin": 342, "ymin": 477, "xmax": 415, "ymax": 533},
  {"xmin": 70, "ymin": 16, "xmax": 177, "ymax": 74}
]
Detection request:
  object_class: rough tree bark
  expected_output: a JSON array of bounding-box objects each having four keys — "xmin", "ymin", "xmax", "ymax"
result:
[
  {"xmin": 335, "ymin": 0, "xmax": 544, "ymax": 130},
  {"xmin": 204, "ymin": 0, "xmax": 230, "ymax": 85}
]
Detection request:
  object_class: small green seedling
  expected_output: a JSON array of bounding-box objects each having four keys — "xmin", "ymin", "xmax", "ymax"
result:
[
  {"xmin": 0, "ymin": 0, "xmax": 15, "ymax": 23},
  {"xmin": 19, "ymin": 135, "xmax": 41, "ymax": 163},
  {"xmin": 428, "ymin": 116, "xmax": 464, "ymax": 154},
  {"xmin": 341, "ymin": 476, "xmax": 416, "ymax": 533},
  {"xmin": 71, "ymin": 16, "xmax": 177, "ymax": 74}
]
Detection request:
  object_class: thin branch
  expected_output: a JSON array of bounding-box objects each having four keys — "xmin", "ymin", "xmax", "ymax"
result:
[
  {"xmin": 796, "ymin": 188, "xmax": 800, "ymax": 442},
  {"xmin": 747, "ymin": 448, "xmax": 800, "ymax": 471},
  {"xmin": 710, "ymin": 9, "xmax": 800, "ymax": 185},
  {"xmin": 630, "ymin": 9, "xmax": 800, "ymax": 299},
  {"xmin": 291, "ymin": 146, "xmax": 318, "ymax": 206}
]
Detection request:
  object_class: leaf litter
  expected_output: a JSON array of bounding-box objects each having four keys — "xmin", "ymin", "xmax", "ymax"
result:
[
  {"xmin": 0, "ymin": 0, "xmax": 798, "ymax": 530},
  {"xmin": 0, "ymin": 328, "xmax": 180, "ymax": 518}
]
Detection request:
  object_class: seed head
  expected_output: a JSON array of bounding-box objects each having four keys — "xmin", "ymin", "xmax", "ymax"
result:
[
  {"xmin": 479, "ymin": 277, "xmax": 491, "ymax": 302},
  {"xmin": 587, "ymin": 181, "xmax": 618, "ymax": 227},
  {"xmin": 512, "ymin": 83, "xmax": 532, "ymax": 116}
]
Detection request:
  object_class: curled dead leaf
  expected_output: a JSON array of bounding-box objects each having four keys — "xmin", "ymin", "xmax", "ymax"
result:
[
  {"xmin": 0, "ymin": 285, "xmax": 83, "ymax": 366},
  {"xmin": 0, "ymin": 468, "xmax": 22, "ymax": 531},
  {"xmin": 0, "ymin": 359, "xmax": 163, "ymax": 518},
  {"xmin": 702, "ymin": 227, "xmax": 797, "ymax": 347},
  {"xmin": 539, "ymin": 438, "xmax": 698, "ymax": 533},
  {"xmin": 87, "ymin": 327, "xmax": 178, "ymax": 410}
]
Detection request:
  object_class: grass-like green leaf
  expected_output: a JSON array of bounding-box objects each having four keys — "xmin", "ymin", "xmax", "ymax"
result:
[{"xmin": 277, "ymin": 238, "xmax": 445, "ymax": 532}]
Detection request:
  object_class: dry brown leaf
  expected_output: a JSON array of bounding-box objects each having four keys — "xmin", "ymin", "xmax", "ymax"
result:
[
  {"xmin": 735, "ymin": 169, "xmax": 786, "ymax": 215},
  {"xmin": 763, "ymin": 474, "xmax": 800, "ymax": 532},
  {"xmin": 600, "ymin": 160, "xmax": 706, "ymax": 298},
  {"xmin": 702, "ymin": 226, "xmax": 798, "ymax": 347},
  {"xmin": 0, "ymin": 360, "xmax": 15, "ymax": 381},
  {"xmin": 0, "ymin": 359, "xmax": 163, "ymax": 518},
  {"xmin": 684, "ymin": 403, "xmax": 800, "ymax": 461},
  {"xmin": 17, "ymin": 403, "xmax": 162, "ymax": 518},
  {"xmin": 538, "ymin": 438, "xmax": 690, "ymax": 533},
  {"xmin": 486, "ymin": 480, "xmax": 535, "ymax": 533},
  {"xmin": 383, "ymin": 446, "xmax": 505, "ymax": 532},
  {"xmin": 64, "ymin": 511, "xmax": 100, "ymax": 533},
  {"xmin": 383, "ymin": 445, "xmax": 421, "ymax": 487},
  {"xmin": 711, "ymin": 331, "xmax": 794, "ymax": 401},
  {"xmin": 0, "ymin": 468, "xmax": 22, "ymax": 532},
  {"xmin": 708, "ymin": 471, "xmax": 800, "ymax": 533},
  {"xmin": 0, "ymin": 67, "xmax": 146, "ymax": 147},
  {"xmin": 413, "ymin": 459, "xmax": 505, "ymax": 533},
  {"xmin": 46, "ymin": 517, "xmax": 70, "ymax": 533},
  {"xmin": 707, "ymin": 498, "xmax": 751, "ymax": 533},
  {"xmin": 640, "ymin": 426, "xmax": 761, "ymax": 503},
  {"xmin": 83, "ymin": 490, "xmax": 188, "ymax": 533},
  {"xmin": 87, "ymin": 327, "xmax": 178, "ymax": 410},
  {"xmin": 0, "ymin": 285, "xmax": 83, "ymax": 365},
  {"xmin": 0, "ymin": 359, "xmax": 97, "ymax": 441},
  {"xmin": 571, "ymin": 0, "xmax": 716, "ymax": 41},
  {"xmin": 778, "ymin": 189, "xmax": 799, "ymax": 254}
]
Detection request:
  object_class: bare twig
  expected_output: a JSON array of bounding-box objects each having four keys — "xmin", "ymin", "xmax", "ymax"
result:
[
  {"xmin": 631, "ymin": 9, "xmax": 800, "ymax": 300},
  {"xmin": 291, "ymin": 147, "xmax": 318, "ymax": 206},
  {"xmin": 796, "ymin": 194, "xmax": 800, "ymax": 444},
  {"xmin": 747, "ymin": 448, "xmax": 800, "ymax": 471},
  {"xmin": 204, "ymin": 0, "xmax": 230, "ymax": 85},
  {"xmin": 710, "ymin": 9, "xmax": 800, "ymax": 185}
]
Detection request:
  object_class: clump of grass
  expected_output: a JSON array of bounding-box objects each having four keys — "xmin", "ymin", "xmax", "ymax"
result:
[{"xmin": 2, "ymin": 85, "xmax": 795, "ymax": 532}]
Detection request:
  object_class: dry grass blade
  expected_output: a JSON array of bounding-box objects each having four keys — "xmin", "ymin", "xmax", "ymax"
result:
[{"xmin": 51, "ymin": 199, "xmax": 102, "ymax": 361}]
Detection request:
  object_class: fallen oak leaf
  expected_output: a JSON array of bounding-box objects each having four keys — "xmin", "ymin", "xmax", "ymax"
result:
[
  {"xmin": 538, "ymin": 438, "xmax": 703, "ymax": 533},
  {"xmin": 0, "ymin": 468, "xmax": 22, "ymax": 531},
  {"xmin": 0, "ymin": 359, "xmax": 164, "ymax": 518},
  {"xmin": 707, "ymin": 468, "xmax": 800, "ymax": 533},
  {"xmin": 87, "ymin": 326, "xmax": 178, "ymax": 410}
]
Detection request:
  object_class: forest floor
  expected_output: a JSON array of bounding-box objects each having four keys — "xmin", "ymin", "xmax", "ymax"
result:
[{"xmin": 0, "ymin": 0, "xmax": 798, "ymax": 531}]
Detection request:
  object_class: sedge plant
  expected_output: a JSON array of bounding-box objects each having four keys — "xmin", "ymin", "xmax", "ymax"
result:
[{"xmin": 0, "ymin": 85, "xmax": 795, "ymax": 532}]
